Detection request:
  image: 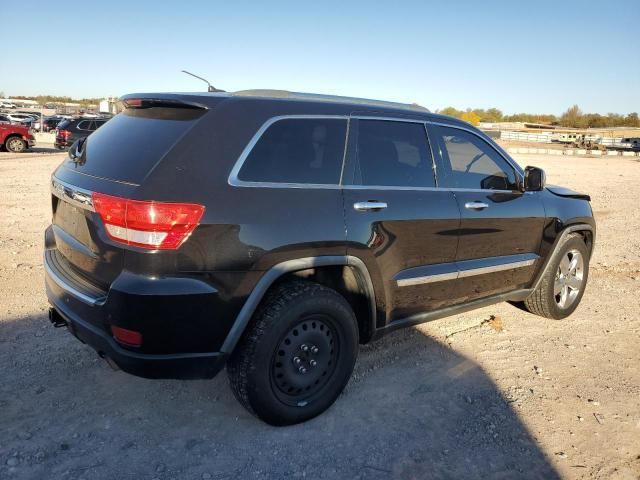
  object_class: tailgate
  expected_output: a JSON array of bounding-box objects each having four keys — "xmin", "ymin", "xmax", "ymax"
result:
[
  {"xmin": 48, "ymin": 97, "xmax": 209, "ymax": 288},
  {"xmin": 50, "ymin": 178, "xmax": 127, "ymax": 289}
]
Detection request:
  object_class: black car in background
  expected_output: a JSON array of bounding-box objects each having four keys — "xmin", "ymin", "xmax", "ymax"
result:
[
  {"xmin": 42, "ymin": 117, "xmax": 63, "ymax": 132},
  {"xmin": 45, "ymin": 90, "xmax": 595, "ymax": 425},
  {"xmin": 55, "ymin": 117, "xmax": 109, "ymax": 150}
]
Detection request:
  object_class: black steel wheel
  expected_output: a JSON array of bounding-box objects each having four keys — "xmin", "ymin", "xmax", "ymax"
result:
[
  {"xmin": 227, "ymin": 280, "xmax": 359, "ymax": 426},
  {"xmin": 271, "ymin": 314, "xmax": 339, "ymax": 406}
]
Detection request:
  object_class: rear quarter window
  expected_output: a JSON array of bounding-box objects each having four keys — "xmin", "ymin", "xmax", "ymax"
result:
[{"xmin": 236, "ymin": 118, "xmax": 347, "ymax": 185}]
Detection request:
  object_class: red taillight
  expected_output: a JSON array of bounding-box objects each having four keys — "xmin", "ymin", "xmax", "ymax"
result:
[
  {"xmin": 123, "ymin": 98, "xmax": 143, "ymax": 108},
  {"xmin": 59, "ymin": 129, "xmax": 71, "ymax": 138},
  {"xmin": 111, "ymin": 325, "xmax": 142, "ymax": 347},
  {"xmin": 92, "ymin": 193, "xmax": 205, "ymax": 250}
]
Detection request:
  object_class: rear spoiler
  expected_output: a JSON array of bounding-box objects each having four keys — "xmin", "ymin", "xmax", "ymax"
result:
[{"xmin": 121, "ymin": 98, "xmax": 209, "ymax": 110}]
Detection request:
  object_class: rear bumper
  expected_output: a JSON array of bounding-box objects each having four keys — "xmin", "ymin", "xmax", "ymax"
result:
[
  {"xmin": 44, "ymin": 245, "xmax": 232, "ymax": 380},
  {"xmin": 48, "ymin": 306, "xmax": 227, "ymax": 379}
]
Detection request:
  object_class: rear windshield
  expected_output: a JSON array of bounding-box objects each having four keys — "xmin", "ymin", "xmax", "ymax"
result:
[
  {"xmin": 57, "ymin": 119, "xmax": 71, "ymax": 129},
  {"xmin": 62, "ymin": 107, "xmax": 204, "ymax": 184}
]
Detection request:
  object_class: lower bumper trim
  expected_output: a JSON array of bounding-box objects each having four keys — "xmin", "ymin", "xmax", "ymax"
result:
[{"xmin": 49, "ymin": 306, "xmax": 227, "ymax": 380}]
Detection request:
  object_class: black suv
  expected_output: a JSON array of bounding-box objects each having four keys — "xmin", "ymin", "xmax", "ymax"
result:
[
  {"xmin": 45, "ymin": 91, "xmax": 595, "ymax": 425},
  {"xmin": 54, "ymin": 117, "xmax": 109, "ymax": 150}
]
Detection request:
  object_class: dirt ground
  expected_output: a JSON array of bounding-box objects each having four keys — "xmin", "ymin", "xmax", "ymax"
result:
[{"xmin": 1, "ymin": 149, "xmax": 638, "ymax": 480}]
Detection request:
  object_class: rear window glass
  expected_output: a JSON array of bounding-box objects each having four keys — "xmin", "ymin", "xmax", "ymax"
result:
[
  {"xmin": 62, "ymin": 108, "xmax": 203, "ymax": 184},
  {"xmin": 350, "ymin": 120, "xmax": 435, "ymax": 188},
  {"xmin": 237, "ymin": 118, "xmax": 347, "ymax": 184},
  {"xmin": 57, "ymin": 119, "xmax": 70, "ymax": 129}
]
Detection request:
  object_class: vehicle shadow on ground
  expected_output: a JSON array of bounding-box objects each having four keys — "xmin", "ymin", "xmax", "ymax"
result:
[
  {"xmin": 1, "ymin": 313, "xmax": 560, "ymax": 480},
  {"xmin": 28, "ymin": 146, "xmax": 62, "ymax": 154}
]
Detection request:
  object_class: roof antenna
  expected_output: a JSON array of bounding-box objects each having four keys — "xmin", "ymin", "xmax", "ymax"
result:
[{"xmin": 181, "ymin": 70, "xmax": 224, "ymax": 92}]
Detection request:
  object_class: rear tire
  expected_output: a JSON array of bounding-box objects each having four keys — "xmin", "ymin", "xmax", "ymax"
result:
[
  {"xmin": 227, "ymin": 280, "xmax": 358, "ymax": 426},
  {"xmin": 524, "ymin": 234, "xmax": 589, "ymax": 319},
  {"xmin": 5, "ymin": 136, "xmax": 27, "ymax": 153}
]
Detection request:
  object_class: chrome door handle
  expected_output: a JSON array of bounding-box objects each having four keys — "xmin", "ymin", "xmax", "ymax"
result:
[
  {"xmin": 464, "ymin": 201, "xmax": 489, "ymax": 210},
  {"xmin": 354, "ymin": 201, "xmax": 388, "ymax": 211}
]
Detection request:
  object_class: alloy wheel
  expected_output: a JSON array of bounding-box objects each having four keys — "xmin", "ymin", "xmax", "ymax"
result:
[
  {"xmin": 554, "ymin": 249, "xmax": 584, "ymax": 309},
  {"xmin": 7, "ymin": 138, "xmax": 25, "ymax": 152}
]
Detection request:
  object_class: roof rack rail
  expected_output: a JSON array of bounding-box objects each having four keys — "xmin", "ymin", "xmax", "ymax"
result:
[{"xmin": 232, "ymin": 89, "xmax": 429, "ymax": 113}]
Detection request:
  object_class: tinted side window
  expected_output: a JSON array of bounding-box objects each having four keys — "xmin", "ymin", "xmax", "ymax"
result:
[
  {"xmin": 238, "ymin": 118, "xmax": 347, "ymax": 184},
  {"xmin": 431, "ymin": 126, "xmax": 517, "ymax": 190},
  {"xmin": 76, "ymin": 120, "xmax": 91, "ymax": 130},
  {"xmin": 350, "ymin": 120, "xmax": 435, "ymax": 188}
]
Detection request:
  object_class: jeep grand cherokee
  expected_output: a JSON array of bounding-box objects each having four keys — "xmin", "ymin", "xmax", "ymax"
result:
[{"xmin": 44, "ymin": 90, "xmax": 595, "ymax": 425}]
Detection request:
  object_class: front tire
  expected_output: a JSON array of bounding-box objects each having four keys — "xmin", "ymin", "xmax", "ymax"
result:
[
  {"xmin": 227, "ymin": 280, "xmax": 359, "ymax": 426},
  {"xmin": 5, "ymin": 136, "xmax": 27, "ymax": 153},
  {"xmin": 524, "ymin": 233, "xmax": 590, "ymax": 319}
]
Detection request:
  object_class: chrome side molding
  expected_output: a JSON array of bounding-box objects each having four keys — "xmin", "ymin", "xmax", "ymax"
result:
[
  {"xmin": 396, "ymin": 254, "xmax": 538, "ymax": 287},
  {"xmin": 397, "ymin": 271, "xmax": 458, "ymax": 287},
  {"xmin": 457, "ymin": 258, "xmax": 536, "ymax": 278}
]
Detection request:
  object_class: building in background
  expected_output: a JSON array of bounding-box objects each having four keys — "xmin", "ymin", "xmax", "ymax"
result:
[
  {"xmin": 4, "ymin": 98, "xmax": 40, "ymax": 108},
  {"xmin": 99, "ymin": 97, "xmax": 121, "ymax": 114}
]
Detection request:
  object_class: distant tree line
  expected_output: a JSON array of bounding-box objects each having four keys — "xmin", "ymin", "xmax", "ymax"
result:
[
  {"xmin": 9, "ymin": 95, "xmax": 103, "ymax": 107},
  {"xmin": 436, "ymin": 105, "xmax": 640, "ymax": 128}
]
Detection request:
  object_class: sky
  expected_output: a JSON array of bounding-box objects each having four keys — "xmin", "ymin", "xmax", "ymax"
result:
[{"xmin": 1, "ymin": 0, "xmax": 638, "ymax": 115}]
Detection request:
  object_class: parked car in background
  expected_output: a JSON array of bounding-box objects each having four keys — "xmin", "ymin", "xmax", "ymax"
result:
[
  {"xmin": 16, "ymin": 111, "xmax": 41, "ymax": 117},
  {"xmin": 3, "ymin": 113, "xmax": 35, "ymax": 124},
  {"xmin": 620, "ymin": 137, "xmax": 640, "ymax": 151},
  {"xmin": 42, "ymin": 116, "xmax": 64, "ymax": 132},
  {"xmin": 21, "ymin": 113, "xmax": 42, "ymax": 127},
  {"xmin": 0, "ymin": 101, "xmax": 17, "ymax": 109},
  {"xmin": 44, "ymin": 90, "xmax": 595, "ymax": 425},
  {"xmin": 18, "ymin": 118, "xmax": 36, "ymax": 129},
  {"xmin": 54, "ymin": 117, "xmax": 110, "ymax": 150},
  {"xmin": 0, "ymin": 114, "xmax": 27, "ymax": 126},
  {"xmin": 0, "ymin": 123, "xmax": 35, "ymax": 152}
]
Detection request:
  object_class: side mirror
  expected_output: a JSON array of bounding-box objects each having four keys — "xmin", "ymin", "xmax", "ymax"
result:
[{"xmin": 524, "ymin": 166, "xmax": 545, "ymax": 191}]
